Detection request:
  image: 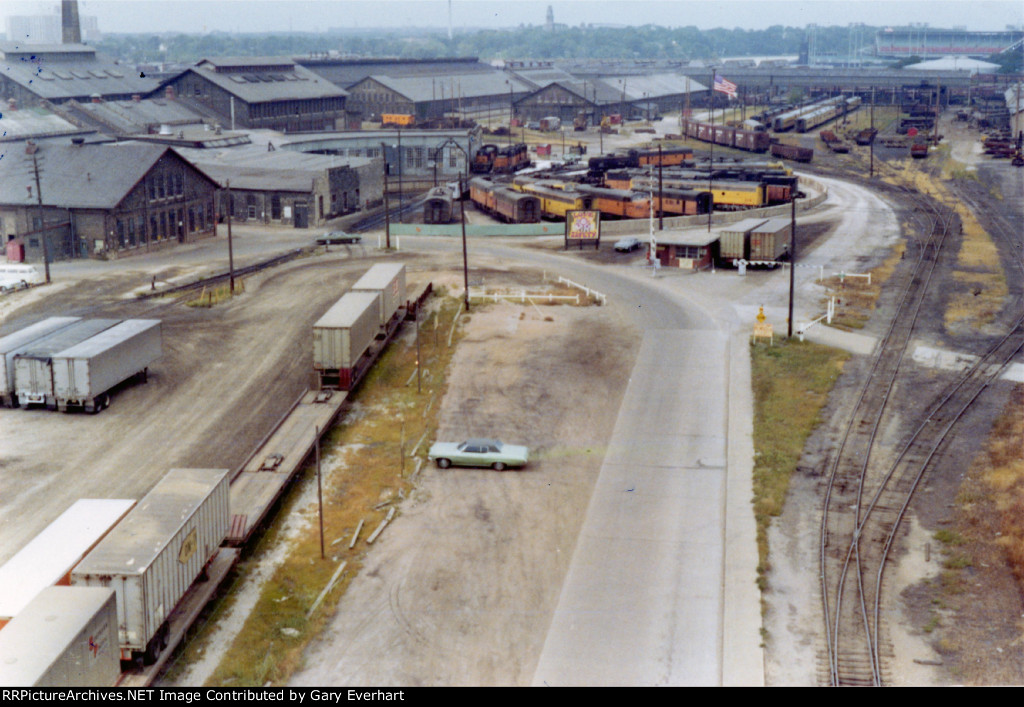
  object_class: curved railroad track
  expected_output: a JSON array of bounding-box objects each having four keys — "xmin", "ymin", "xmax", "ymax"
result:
[{"xmin": 817, "ymin": 172, "xmax": 1024, "ymax": 686}]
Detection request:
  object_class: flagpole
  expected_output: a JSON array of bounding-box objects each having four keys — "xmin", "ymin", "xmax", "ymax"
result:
[{"xmin": 708, "ymin": 70, "xmax": 714, "ymax": 233}]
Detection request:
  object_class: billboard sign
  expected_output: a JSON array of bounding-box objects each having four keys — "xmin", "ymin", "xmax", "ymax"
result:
[{"xmin": 565, "ymin": 210, "xmax": 600, "ymax": 250}]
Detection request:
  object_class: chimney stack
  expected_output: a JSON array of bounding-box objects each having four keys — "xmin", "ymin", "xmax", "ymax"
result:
[{"xmin": 62, "ymin": 1, "xmax": 82, "ymax": 44}]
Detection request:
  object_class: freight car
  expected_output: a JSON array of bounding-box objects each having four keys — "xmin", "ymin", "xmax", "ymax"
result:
[
  {"xmin": 587, "ymin": 147, "xmax": 696, "ymax": 176},
  {"xmin": 770, "ymin": 142, "xmax": 814, "ymax": 163},
  {"xmin": 718, "ymin": 218, "xmax": 769, "ymax": 264},
  {"xmin": 313, "ymin": 290, "xmax": 381, "ymax": 390},
  {"xmin": 0, "ymin": 499, "xmax": 135, "ymax": 629},
  {"xmin": 423, "ymin": 186, "xmax": 454, "ymax": 224},
  {"xmin": 71, "ymin": 468, "xmax": 231, "ymax": 668},
  {"xmin": 0, "ymin": 316, "xmax": 80, "ymax": 407},
  {"xmin": 680, "ymin": 118, "xmax": 771, "ymax": 153},
  {"xmin": 381, "ymin": 113, "xmax": 415, "ymax": 127},
  {"xmin": 12, "ymin": 318, "xmax": 121, "ymax": 409},
  {"xmin": 51, "ymin": 319, "xmax": 162, "ymax": 413},
  {"xmin": 350, "ymin": 263, "xmax": 407, "ymax": 334},
  {"xmin": 749, "ymin": 218, "xmax": 792, "ymax": 262},
  {"xmin": 0, "ymin": 587, "xmax": 120, "ymax": 687}
]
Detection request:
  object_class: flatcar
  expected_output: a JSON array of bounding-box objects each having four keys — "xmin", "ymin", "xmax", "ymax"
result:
[{"xmin": 423, "ymin": 187, "xmax": 454, "ymax": 224}]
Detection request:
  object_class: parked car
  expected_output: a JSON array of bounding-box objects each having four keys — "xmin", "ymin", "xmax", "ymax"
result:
[
  {"xmin": 317, "ymin": 231, "xmax": 361, "ymax": 245},
  {"xmin": 428, "ymin": 438, "xmax": 529, "ymax": 471},
  {"xmin": 614, "ymin": 237, "xmax": 642, "ymax": 252}
]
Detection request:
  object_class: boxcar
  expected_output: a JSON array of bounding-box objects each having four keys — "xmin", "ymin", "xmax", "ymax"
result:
[{"xmin": 770, "ymin": 143, "xmax": 814, "ymax": 163}]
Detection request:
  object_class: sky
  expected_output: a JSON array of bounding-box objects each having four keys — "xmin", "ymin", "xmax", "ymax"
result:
[{"xmin": 0, "ymin": 0, "xmax": 1020, "ymax": 35}]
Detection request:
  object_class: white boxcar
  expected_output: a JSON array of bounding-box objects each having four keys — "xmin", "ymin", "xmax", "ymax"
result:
[
  {"xmin": 51, "ymin": 319, "xmax": 162, "ymax": 412},
  {"xmin": 0, "ymin": 499, "xmax": 135, "ymax": 629},
  {"xmin": 0, "ymin": 316, "xmax": 81, "ymax": 407},
  {"xmin": 0, "ymin": 586, "xmax": 119, "ymax": 687},
  {"xmin": 71, "ymin": 468, "xmax": 230, "ymax": 665},
  {"xmin": 313, "ymin": 291, "xmax": 380, "ymax": 385},
  {"xmin": 350, "ymin": 263, "xmax": 407, "ymax": 330},
  {"xmin": 12, "ymin": 319, "xmax": 120, "ymax": 408}
]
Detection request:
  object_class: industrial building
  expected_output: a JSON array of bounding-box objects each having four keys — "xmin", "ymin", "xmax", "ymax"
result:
[
  {"xmin": 156, "ymin": 57, "xmax": 350, "ymax": 132},
  {"xmin": 0, "ymin": 141, "xmax": 219, "ymax": 261}
]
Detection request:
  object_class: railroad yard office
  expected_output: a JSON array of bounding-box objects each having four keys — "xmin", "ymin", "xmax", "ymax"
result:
[
  {"xmin": 653, "ymin": 230, "xmax": 720, "ymax": 270},
  {"xmin": 0, "ymin": 141, "xmax": 219, "ymax": 260}
]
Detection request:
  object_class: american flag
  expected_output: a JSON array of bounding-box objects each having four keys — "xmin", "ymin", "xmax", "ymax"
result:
[{"xmin": 713, "ymin": 73, "xmax": 737, "ymax": 97}]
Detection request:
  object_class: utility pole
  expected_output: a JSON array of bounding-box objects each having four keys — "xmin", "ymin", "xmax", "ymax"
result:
[
  {"xmin": 381, "ymin": 144, "xmax": 391, "ymax": 249},
  {"xmin": 708, "ymin": 70, "xmax": 715, "ymax": 233},
  {"xmin": 28, "ymin": 145, "xmax": 52, "ymax": 284},
  {"xmin": 788, "ymin": 196, "xmax": 796, "ymax": 338},
  {"xmin": 459, "ymin": 175, "xmax": 469, "ymax": 311},
  {"xmin": 226, "ymin": 179, "xmax": 235, "ymax": 293}
]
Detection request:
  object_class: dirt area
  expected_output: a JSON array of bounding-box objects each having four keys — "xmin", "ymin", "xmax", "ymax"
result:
[
  {"xmin": 160, "ymin": 261, "xmax": 639, "ymax": 687},
  {"xmin": 286, "ymin": 275, "xmax": 640, "ymax": 686}
]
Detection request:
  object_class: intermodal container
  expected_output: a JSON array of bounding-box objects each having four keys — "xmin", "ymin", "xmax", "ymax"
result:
[
  {"xmin": 749, "ymin": 218, "xmax": 792, "ymax": 262},
  {"xmin": 313, "ymin": 291, "xmax": 380, "ymax": 372},
  {"xmin": 350, "ymin": 264, "xmax": 407, "ymax": 330},
  {"xmin": 0, "ymin": 499, "xmax": 135, "ymax": 629},
  {"xmin": 0, "ymin": 317, "xmax": 80, "ymax": 407},
  {"xmin": 71, "ymin": 468, "xmax": 230, "ymax": 664},
  {"xmin": 51, "ymin": 319, "xmax": 162, "ymax": 412},
  {"xmin": 718, "ymin": 218, "xmax": 769, "ymax": 263},
  {"xmin": 12, "ymin": 319, "xmax": 120, "ymax": 408},
  {"xmin": 0, "ymin": 587, "xmax": 119, "ymax": 687}
]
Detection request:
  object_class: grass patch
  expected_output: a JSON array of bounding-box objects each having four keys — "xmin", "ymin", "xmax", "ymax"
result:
[
  {"xmin": 750, "ymin": 338, "xmax": 849, "ymax": 579},
  {"xmin": 186, "ymin": 280, "xmax": 245, "ymax": 308},
  {"xmin": 819, "ymin": 240, "xmax": 905, "ymax": 331},
  {"xmin": 200, "ymin": 294, "xmax": 469, "ymax": 686}
]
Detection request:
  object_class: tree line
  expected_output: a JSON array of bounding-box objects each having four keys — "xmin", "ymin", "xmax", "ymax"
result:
[{"xmin": 92, "ymin": 24, "xmax": 1020, "ymax": 73}]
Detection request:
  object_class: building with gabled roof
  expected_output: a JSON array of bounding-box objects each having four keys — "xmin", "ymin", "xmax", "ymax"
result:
[
  {"xmin": 156, "ymin": 57, "xmax": 349, "ymax": 132},
  {"xmin": 0, "ymin": 42, "xmax": 158, "ymax": 109},
  {"xmin": 0, "ymin": 140, "xmax": 219, "ymax": 261}
]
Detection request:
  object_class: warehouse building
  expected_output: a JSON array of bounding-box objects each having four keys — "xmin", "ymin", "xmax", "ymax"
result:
[
  {"xmin": 156, "ymin": 57, "xmax": 350, "ymax": 132},
  {"xmin": 0, "ymin": 140, "xmax": 219, "ymax": 261}
]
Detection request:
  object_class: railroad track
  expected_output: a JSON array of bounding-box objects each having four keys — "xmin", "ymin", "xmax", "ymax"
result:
[{"xmin": 815, "ymin": 167, "xmax": 1024, "ymax": 685}]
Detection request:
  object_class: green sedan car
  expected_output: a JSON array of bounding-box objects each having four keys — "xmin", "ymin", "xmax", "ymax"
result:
[{"xmin": 428, "ymin": 438, "xmax": 529, "ymax": 471}]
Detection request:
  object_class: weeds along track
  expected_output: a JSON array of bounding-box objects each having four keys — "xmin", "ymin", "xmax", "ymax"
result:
[
  {"xmin": 818, "ymin": 171, "xmax": 1024, "ymax": 686},
  {"xmin": 814, "ymin": 173, "xmax": 1024, "ymax": 686}
]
